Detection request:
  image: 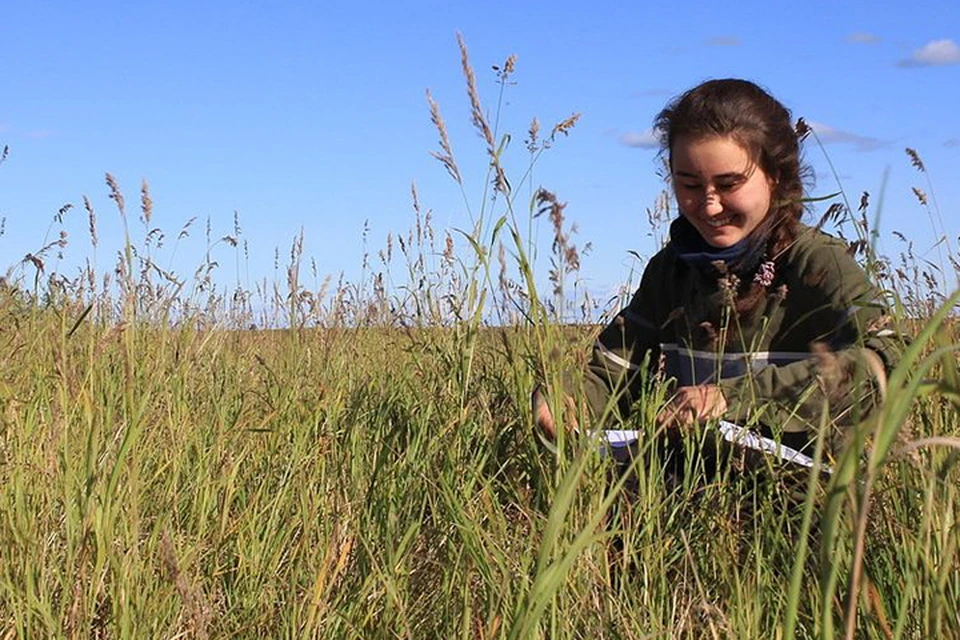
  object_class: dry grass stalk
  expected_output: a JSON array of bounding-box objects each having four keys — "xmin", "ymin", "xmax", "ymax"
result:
[
  {"xmin": 140, "ymin": 179, "xmax": 153, "ymax": 225},
  {"xmin": 456, "ymin": 32, "xmax": 495, "ymax": 153},
  {"xmin": 526, "ymin": 117, "xmax": 540, "ymax": 153},
  {"xmin": 160, "ymin": 529, "xmax": 211, "ymax": 640},
  {"xmin": 550, "ymin": 113, "xmax": 581, "ymax": 140},
  {"xmin": 905, "ymin": 147, "xmax": 925, "ymax": 172},
  {"xmin": 426, "ymin": 90, "xmax": 461, "ymax": 184},
  {"xmin": 306, "ymin": 522, "xmax": 354, "ymax": 630},
  {"xmin": 105, "ymin": 173, "xmax": 125, "ymax": 215},
  {"xmin": 83, "ymin": 196, "xmax": 98, "ymax": 249}
]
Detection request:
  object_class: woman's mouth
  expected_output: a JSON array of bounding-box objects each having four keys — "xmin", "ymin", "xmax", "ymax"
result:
[{"xmin": 705, "ymin": 214, "xmax": 735, "ymax": 228}]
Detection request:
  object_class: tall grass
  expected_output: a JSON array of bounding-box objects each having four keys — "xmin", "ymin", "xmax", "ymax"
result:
[{"xmin": 0, "ymin": 36, "xmax": 958, "ymax": 638}]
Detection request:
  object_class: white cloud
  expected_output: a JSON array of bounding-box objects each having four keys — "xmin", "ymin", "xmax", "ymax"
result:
[
  {"xmin": 807, "ymin": 121, "xmax": 885, "ymax": 152},
  {"xmin": 620, "ymin": 129, "xmax": 660, "ymax": 149},
  {"xmin": 944, "ymin": 138, "xmax": 960, "ymax": 148},
  {"xmin": 899, "ymin": 39, "xmax": 960, "ymax": 67},
  {"xmin": 706, "ymin": 36, "xmax": 740, "ymax": 47},
  {"xmin": 846, "ymin": 32, "xmax": 880, "ymax": 44}
]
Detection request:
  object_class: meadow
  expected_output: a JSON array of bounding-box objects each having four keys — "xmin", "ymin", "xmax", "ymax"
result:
[{"xmin": 1, "ymin": 38, "xmax": 958, "ymax": 639}]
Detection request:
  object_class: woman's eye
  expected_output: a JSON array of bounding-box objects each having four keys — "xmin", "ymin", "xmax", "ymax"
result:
[
  {"xmin": 716, "ymin": 181, "xmax": 742, "ymax": 192},
  {"xmin": 680, "ymin": 183, "xmax": 701, "ymax": 190}
]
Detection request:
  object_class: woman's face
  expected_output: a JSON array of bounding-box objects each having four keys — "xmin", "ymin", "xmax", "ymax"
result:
[{"xmin": 671, "ymin": 135, "xmax": 774, "ymax": 248}]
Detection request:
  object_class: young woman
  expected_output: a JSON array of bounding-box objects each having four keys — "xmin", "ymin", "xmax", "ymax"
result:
[{"xmin": 535, "ymin": 79, "xmax": 900, "ymax": 461}]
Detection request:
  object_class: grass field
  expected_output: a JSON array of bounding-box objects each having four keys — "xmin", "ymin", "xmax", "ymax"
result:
[{"xmin": 1, "ymin": 38, "xmax": 958, "ymax": 639}]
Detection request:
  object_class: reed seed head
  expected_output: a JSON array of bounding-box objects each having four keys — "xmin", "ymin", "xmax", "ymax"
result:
[{"xmin": 105, "ymin": 173, "xmax": 125, "ymax": 215}]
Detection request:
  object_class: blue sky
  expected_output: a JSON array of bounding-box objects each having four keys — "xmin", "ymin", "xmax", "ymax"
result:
[{"xmin": 1, "ymin": 1, "xmax": 958, "ymax": 308}]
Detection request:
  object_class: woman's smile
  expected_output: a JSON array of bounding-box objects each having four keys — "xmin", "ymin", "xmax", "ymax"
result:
[{"xmin": 671, "ymin": 135, "xmax": 774, "ymax": 248}]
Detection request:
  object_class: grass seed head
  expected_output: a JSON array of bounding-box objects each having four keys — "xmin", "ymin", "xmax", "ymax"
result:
[
  {"xmin": 905, "ymin": 147, "xmax": 926, "ymax": 172},
  {"xmin": 105, "ymin": 173, "xmax": 125, "ymax": 215}
]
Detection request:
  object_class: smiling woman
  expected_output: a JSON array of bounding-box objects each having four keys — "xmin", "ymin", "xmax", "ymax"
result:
[
  {"xmin": 671, "ymin": 135, "xmax": 773, "ymax": 249},
  {"xmin": 534, "ymin": 78, "xmax": 904, "ymax": 477}
]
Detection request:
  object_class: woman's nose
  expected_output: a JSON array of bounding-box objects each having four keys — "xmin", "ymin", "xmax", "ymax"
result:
[{"xmin": 701, "ymin": 189, "xmax": 723, "ymax": 215}]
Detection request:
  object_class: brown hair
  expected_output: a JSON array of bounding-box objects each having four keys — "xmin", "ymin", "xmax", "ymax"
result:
[{"xmin": 654, "ymin": 78, "xmax": 811, "ymax": 315}]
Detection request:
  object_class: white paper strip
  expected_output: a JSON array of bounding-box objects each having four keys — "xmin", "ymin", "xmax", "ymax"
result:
[{"xmin": 602, "ymin": 421, "xmax": 832, "ymax": 473}]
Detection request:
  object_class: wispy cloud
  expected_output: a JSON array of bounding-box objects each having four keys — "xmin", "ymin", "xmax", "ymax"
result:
[
  {"xmin": 620, "ymin": 129, "xmax": 660, "ymax": 150},
  {"xmin": 944, "ymin": 138, "xmax": 960, "ymax": 148},
  {"xmin": 706, "ymin": 36, "xmax": 740, "ymax": 47},
  {"xmin": 846, "ymin": 32, "xmax": 880, "ymax": 44},
  {"xmin": 807, "ymin": 121, "xmax": 886, "ymax": 152},
  {"xmin": 898, "ymin": 39, "xmax": 960, "ymax": 67}
]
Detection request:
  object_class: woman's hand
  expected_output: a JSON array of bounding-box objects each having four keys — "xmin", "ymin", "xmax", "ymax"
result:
[
  {"xmin": 532, "ymin": 387, "xmax": 578, "ymax": 440},
  {"xmin": 657, "ymin": 384, "xmax": 727, "ymax": 429}
]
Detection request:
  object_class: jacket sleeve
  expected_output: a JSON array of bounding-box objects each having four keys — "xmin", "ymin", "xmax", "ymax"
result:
[
  {"xmin": 566, "ymin": 254, "xmax": 667, "ymax": 423},
  {"xmin": 717, "ymin": 239, "xmax": 904, "ymax": 434}
]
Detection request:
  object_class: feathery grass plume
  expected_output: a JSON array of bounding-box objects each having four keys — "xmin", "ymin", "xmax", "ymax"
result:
[
  {"xmin": 457, "ymin": 32, "xmax": 496, "ymax": 153},
  {"xmin": 410, "ymin": 181, "xmax": 421, "ymax": 222},
  {"xmin": 550, "ymin": 113, "xmax": 581, "ymax": 141},
  {"xmin": 443, "ymin": 231, "xmax": 455, "ymax": 265},
  {"xmin": 493, "ymin": 53, "xmax": 517, "ymax": 81},
  {"xmin": 426, "ymin": 90, "xmax": 462, "ymax": 184},
  {"xmin": 904, "ymin": 147, "xmax": 954, "ymax": 289},
  {"xmin": 83, "ymin": 196, "xmax": 98, "ymax": 249},
  {"xmin": 140, "ymin": 178, "xmax": 153, "ymax": 225},
  {"xmin": 177, "ymin": 216, "xmax": 196, "ymax": 240},
  {"xmin": 795, "ymin": 117, "xmax": 812, "ymax": 141},
  {"xmin": 455, "ymin": 33, "xmax": 511, "ymax": 196},
  {"xmin": 0, "ymin": 144, "xmax": 8, "ymax": 164},
  {"xmin": 535, "ymin": 187, "xmax": 583, "ymax": 311},
  {"xmin": 22, "ymin": 252, "xmax": 44, "ymax": 273},
  {"xmin": 53, "ymin": 203, "xmax": 72, "ymax": 225},
  {"xmin": 409, "ymin": 182, "xmax": 425, "ymax": 246},
  {"xmin": 526, "ymin": 117, "xmax": 540, "ymax": 153},
  {"xmin": 816, "ymin": 202, "xmax": 846, "ymax": 230},
  {"xmin": 905, "ymin": 147, "xmax": 925, "ymax": 172},
  {"xmin": 105, "ymin": 173, "xmax": 125, "ymax": 215}
]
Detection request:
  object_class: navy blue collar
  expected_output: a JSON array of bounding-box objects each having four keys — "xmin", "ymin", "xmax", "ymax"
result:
[{"xmin": 669, "ymin": 217, "xmax": 765, "ymax": 273}]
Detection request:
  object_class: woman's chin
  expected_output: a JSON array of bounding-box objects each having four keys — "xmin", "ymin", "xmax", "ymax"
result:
[{"xmin": 702, "ymin": 229, "xmax": 745, "ymax": 248}]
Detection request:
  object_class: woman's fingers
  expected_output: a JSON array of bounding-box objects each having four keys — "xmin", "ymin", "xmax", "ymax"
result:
[
  {"xmin": 531, "ymin": 388, "xmax": 578, "ymax": 440},
  {"xmin": 657, "ymin": 385, "xmax": 727, "ymax": 428},
  {"xmin": 534, "ymin": 397, "xmax": 556, "ymax": 439}
]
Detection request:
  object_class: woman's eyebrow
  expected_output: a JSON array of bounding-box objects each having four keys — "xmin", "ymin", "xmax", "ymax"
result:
[{"xmin": 672, "ymin": 170, "xmax": 747, "ymax": 180}]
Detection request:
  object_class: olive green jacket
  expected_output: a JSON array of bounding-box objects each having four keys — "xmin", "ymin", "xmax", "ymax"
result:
[{"xmin": 576, "ymin": 223, "xmax": 901, "ymax": 437}]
